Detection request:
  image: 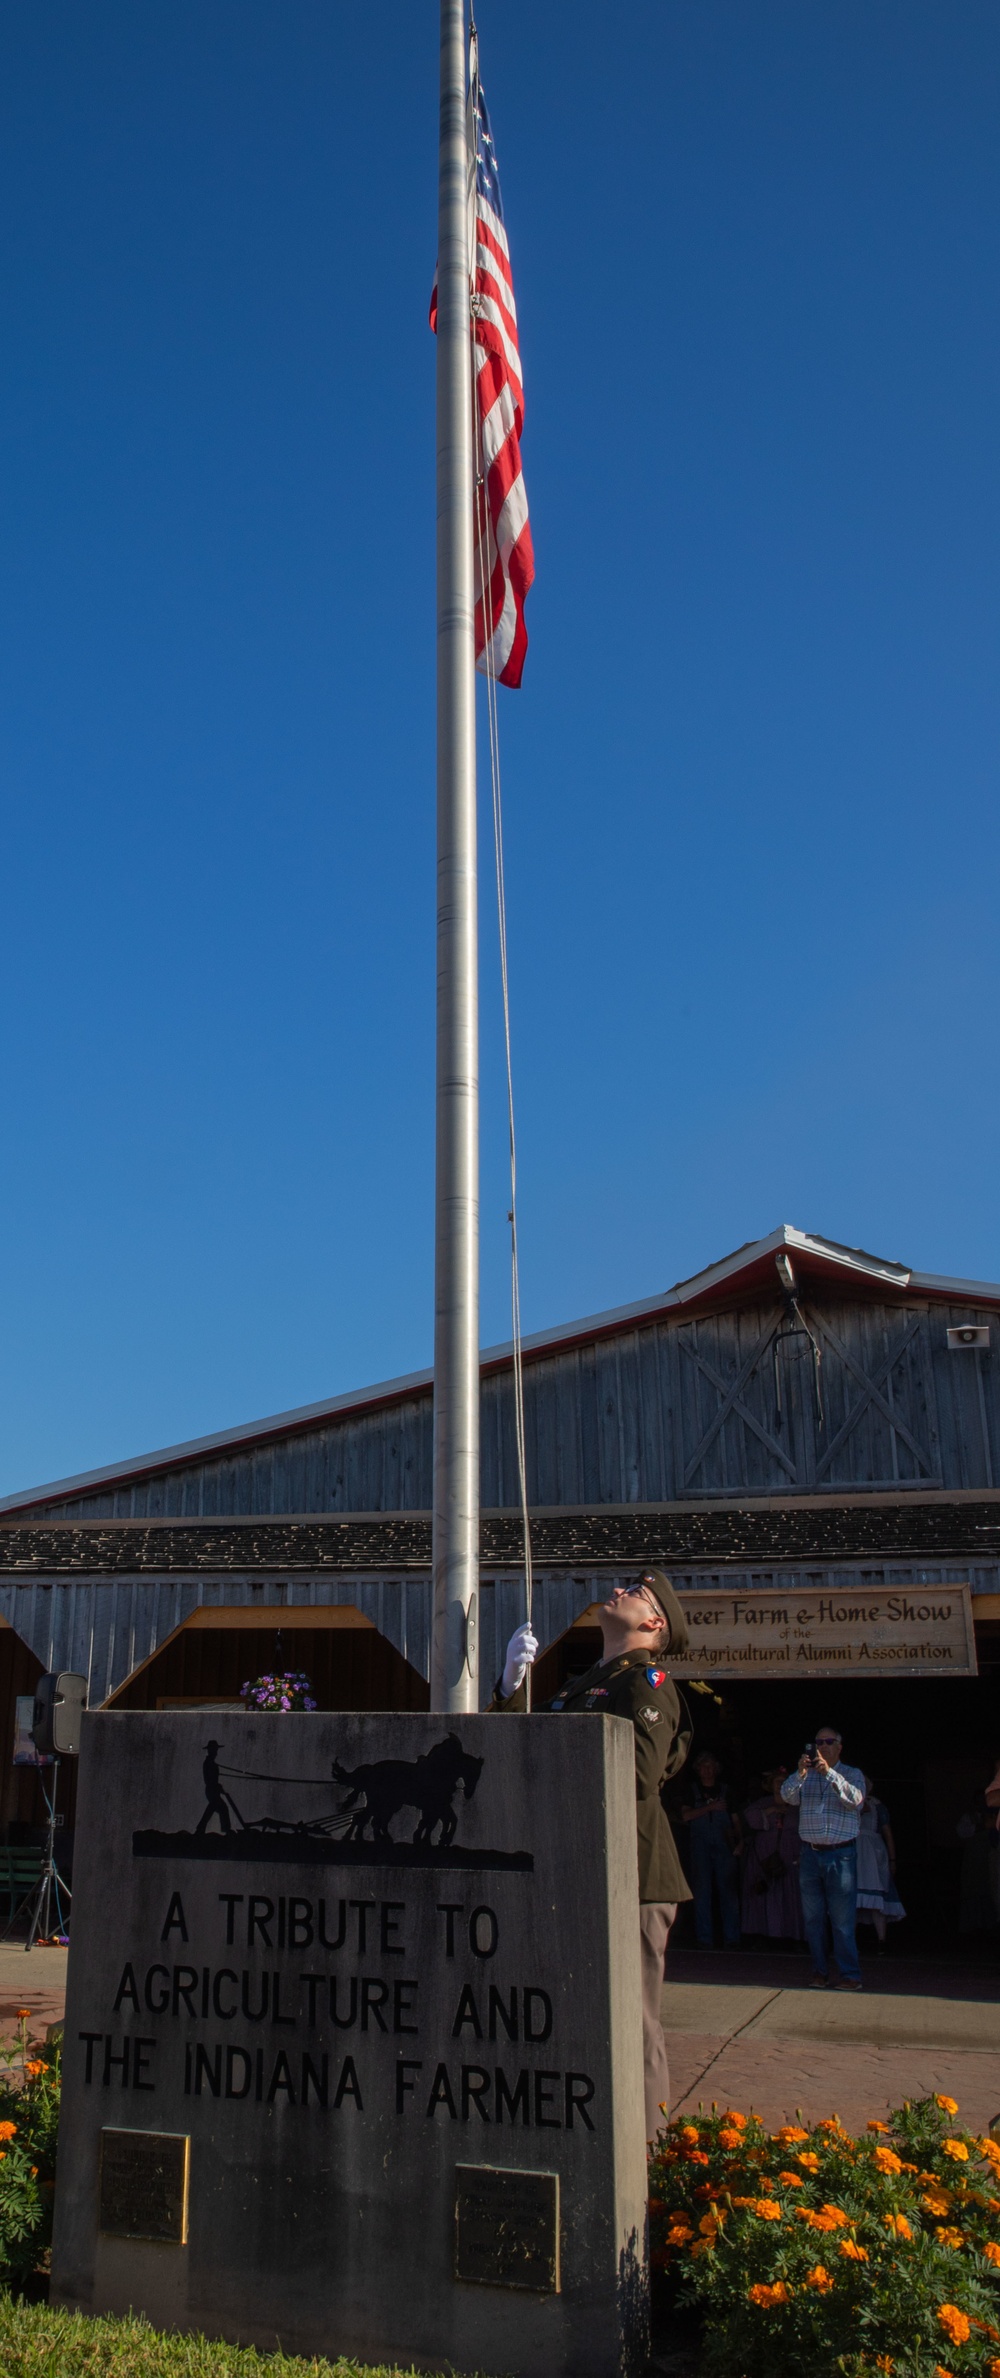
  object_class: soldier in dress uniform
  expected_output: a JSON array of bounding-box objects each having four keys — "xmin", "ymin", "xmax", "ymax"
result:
[{"xmin": 491, "ymin": 1569, "xmax": 693, "ymax": 2142}]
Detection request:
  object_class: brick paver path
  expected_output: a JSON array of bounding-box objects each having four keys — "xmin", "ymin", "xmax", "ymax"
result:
[{"xmin": 663, "ymin": 1949, "xmax": 1000, "ymax": 2136}]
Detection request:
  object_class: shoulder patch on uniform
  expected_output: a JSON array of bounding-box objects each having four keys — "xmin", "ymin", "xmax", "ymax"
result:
[
  {"xmin": 639, "ymin": 1705, "xmax": 662, "ymax": 1726},
  {"xmin": 646, "ymin": 1666, "xmax": 666, "ymax": 1688}
]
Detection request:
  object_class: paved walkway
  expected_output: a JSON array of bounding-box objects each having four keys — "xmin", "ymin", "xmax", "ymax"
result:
[
  {"xmin": 663, "ymin": 1949, "xmax": 1000, "ymax": 2134},
  {"xmin": 0, "ymin": 1943, "xmax": 69, "ymax": 2040}
]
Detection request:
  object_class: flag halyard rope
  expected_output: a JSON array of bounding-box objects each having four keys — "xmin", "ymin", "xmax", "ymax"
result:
[{"xmin": 469, "ymin": 51, "xmax": 533, "ymax": 1701}]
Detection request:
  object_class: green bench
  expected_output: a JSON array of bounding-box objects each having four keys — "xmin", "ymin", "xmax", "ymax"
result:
[{"xmin": 0, "ymin": 1848, "xmax": 45, "ymax": 1933}]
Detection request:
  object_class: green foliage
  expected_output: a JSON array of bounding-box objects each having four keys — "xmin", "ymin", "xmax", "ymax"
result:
[
  {"xmin": 0, "ymin": 2296, "xmax": 450, "ymax": 2376},
  {"xmin": 0, "ymin": 2019, "xmax": 61, "ymax": 2285},
  {"xmin": 649, "ymin": 2092, "xmax": 1000, "ymax": 2376}
]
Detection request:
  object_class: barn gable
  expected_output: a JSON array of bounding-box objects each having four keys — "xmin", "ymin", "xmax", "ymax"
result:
[
  {"xmin": 1, "ymin": 1225, "xmax": 998, "ymax": 1705},
  {"xmin": 2, "ymin": 1224, "xmax": 997, "ymax": 1522}
]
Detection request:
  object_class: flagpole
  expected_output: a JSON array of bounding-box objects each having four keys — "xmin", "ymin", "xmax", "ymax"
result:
[{"xmin": 431, "ymin": 0, "xmax": 479, "ymax": 1713}]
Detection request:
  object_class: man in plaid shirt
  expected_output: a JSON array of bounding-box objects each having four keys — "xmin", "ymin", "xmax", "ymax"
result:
[{"xmin": 781, "ymin": 1727, "xmax": 865, "ymax": 1989}]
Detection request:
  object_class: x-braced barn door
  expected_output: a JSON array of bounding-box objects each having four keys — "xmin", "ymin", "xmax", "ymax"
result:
[{"xmin": 677, "ymin": 1302, "xmax": 939, "ymax": 1492}]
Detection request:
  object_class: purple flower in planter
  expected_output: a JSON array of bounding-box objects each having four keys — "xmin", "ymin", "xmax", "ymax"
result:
[{"xmin": 241, "ymin": 1667, "xmax": 316, "ymax": 1712}]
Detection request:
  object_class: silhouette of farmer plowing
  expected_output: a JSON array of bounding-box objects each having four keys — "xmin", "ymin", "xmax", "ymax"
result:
[{"xmin": 194, "ymin": 1740, "xmax": 245, "ymax": 1836}]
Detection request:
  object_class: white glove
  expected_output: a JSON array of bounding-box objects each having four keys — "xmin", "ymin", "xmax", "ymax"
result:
[{"xmin": 501, "ymin": 1622, "xmax": 538, "ymax": 1700}]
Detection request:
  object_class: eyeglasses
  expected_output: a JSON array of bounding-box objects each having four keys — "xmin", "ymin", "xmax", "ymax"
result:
[
  {"xmin": 815, "ymin": 1735, "xmax": 840, "ymax": 1747},
  {"xmin": 620, "ymin": 1582, "xmax": 659, "ymax": 1614}
]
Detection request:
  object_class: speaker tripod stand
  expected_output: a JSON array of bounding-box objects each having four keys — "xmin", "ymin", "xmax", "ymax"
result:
[{"xmin": 19, "ymin": 1760, "xmax": 71, "ymax": 1951}]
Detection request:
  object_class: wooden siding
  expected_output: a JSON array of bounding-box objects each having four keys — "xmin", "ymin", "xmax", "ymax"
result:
[
  {"xmin": 0, "ymin": 1562, "xmax": 997, "ymax": 1713},
  {"xmin": 14, "ymin": 1293, "xmax": 999, "ymax": 1522}
]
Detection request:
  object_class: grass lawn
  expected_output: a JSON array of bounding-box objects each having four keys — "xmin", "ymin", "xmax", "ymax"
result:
[{"xmin": 0, "ymin": 2295, "xmax": 445, "ymax": 2377}]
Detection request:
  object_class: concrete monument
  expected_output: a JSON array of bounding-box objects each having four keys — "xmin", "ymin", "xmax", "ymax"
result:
[{"xmin": 51, "ymin": 1710, "xmax": 648, "ymax": 2376}]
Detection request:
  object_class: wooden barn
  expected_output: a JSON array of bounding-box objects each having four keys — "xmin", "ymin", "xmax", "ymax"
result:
[{"xmin": 0, "ymin": 1225, "xmax": 997, "ymax": 1939}]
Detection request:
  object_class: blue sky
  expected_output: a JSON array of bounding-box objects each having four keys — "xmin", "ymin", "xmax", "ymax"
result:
[{"xmin": 1, "ymin": 1, "xmax": 997, "ymax": 1495}]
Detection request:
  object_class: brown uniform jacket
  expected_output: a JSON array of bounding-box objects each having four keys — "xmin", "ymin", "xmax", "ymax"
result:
[{"xmin": 490, "ymin": 1649, "xmax": 693, "ymax": 1905}]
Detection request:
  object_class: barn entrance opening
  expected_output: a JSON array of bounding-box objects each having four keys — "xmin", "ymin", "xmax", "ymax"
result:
[
  {"xmin": 0, "ymin": 1617, "xmax": 77, "ymax": 1933},
  {"xmin": 531, "ymin": 1601, "xmax": 1000, "ymax": 1962},
  {"xmin": 681, "ymin": 1667, "xmax": 1000, "ymax": 1959},
  {"xmin": 103, "ymin": 1604, "xmax": 429, "ymax": 1714}
]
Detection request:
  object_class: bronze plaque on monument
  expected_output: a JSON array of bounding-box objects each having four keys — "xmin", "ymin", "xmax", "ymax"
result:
[
  {"xmin": 455, "ymin": 2164, "xmax": 559, "ymax": 2291},
  {"xmin": 99, "ymin": 2128, "xmax": 190, "ymax": 2244}
]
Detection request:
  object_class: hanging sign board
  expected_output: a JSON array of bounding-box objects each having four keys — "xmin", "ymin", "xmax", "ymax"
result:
[{"xmin": 671, "ymin": 1582, "xmax": 978, "ymax": 1681}]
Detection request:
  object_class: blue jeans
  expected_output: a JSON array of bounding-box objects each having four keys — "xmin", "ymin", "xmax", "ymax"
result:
[
  {"xmin": 799, "ymin": 1840, "xmax": 860, "ymax": 1982},
  {"xmin": 690, "ymin": 1829, "xmax": 742, "ymax": 1948}
]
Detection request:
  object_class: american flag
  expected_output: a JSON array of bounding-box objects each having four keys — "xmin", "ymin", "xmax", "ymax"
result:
[{"xmin": 431, "ymin": 50, "xmax": 534, "ymax": 688}]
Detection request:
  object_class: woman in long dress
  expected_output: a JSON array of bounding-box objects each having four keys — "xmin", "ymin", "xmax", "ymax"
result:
[
  {"xmin": 856, "ymin": 1777, "xmax": 905, "ymax": 1944},
  {"xmin": 740, "ymin": 1766, "xmax": 803, "ymax": 1942}
]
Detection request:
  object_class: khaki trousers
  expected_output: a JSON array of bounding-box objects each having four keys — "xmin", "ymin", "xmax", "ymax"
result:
[{"xmin": 639, "ymin": 1900, "xmax": 677, "ymax": 2142}]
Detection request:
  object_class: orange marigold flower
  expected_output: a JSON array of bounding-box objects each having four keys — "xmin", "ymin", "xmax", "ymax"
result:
[
  {"xmin": 936, "ymin": 2306, "xmax": 971, "ymax": 2346},
  {"xmin": 839, "ymin": 2240, "xmax": 868, "ymax": 2262},
  {"xmin": 0, "ymin": 2123, "xmax": 17, "ymax": 2144},
  {"xmin": 873, "ymin": 2146, "xmax": 903, "ymax": 2174},
  {"xmin": 718, "ymin": 2128, "xmax": 743, "ymax": 2149},
  {"xmin": 987, "ymin": 2361, "xmax": 1000, "ymax": 2378},
  {"xmin": 679, "ymin": 2124, "xmax": 700, "ymax": 2144},
  {"xmin": 797, "ymin": 2151, "xmax": 821, "ymax": 2171},
  {"xmin": 777, "ymin": 2172, "xmax": 804, "ymax": 2187},
  {"xmin": 24, "ymin": 2060, "xmax": 44, "ymax": 2079},
  {"xmin": 884, "ymin": 2214, "xmax": 913, "ymax": 2239},
  {"xmin": 935, "ymin": 2096, "xmax": 959, "ymax": 2116},
  {"xmin": 942, "ymin": 2140, "xmax": 969, "ymax": 2163},
  {"xmin": 774, "ymin": 2124, "xmax": 809, "ymax": 2143},
  {"xmin": 935, "ymin": 2227, "xmax": 965, "ymax": 2250},
  {"xmin": 752, "ymin": 2199, "xmax": 783, "ymax": 2220},
  {"xmin": 721, "ymin": 2110, "xmax": 747, "ymax": 2128},
  {"xmin": 818, "ymin": 2204, "xmax": 850, "ymax": 2227},
  {"xmin": 819, "ymin": 2117, "xmax": 842, "ymax": 2130},
  {"xmin": 867, "ymin": 2120, "xmax": 892, "ymax": 2134},
  {"xmin": 874, "ymin": 2362, "xmax": 894, "ymax": 2373},
  {"xmin": 748, "ymin": 2281, "xmax": 791, "ymax": 2306},
  {"xmin": 697, "ymin": 2212, "xmax": 720, "ymax": 2237},
  {"xmin": 983, "ymin": 2241, "xmax": 1000, "ymax": 2268},
  {"xmin": 15, "ymin": 2009, "xmax": 30, "ymax": 2022},
  {"xmin": 730, "ymin": 2196, "xmax": 756, "ymax": 2209},
  {"xmin": 900, "ymin": 2161, "xmax": 918, "ymax": 2173},
  {"xmin": 805, "ymin": 2264, "xmax": 834, "ymax": 2292},
  {"xmin": 685, "ymin": 2150, "xmax": 710, "ymax": 2166}
]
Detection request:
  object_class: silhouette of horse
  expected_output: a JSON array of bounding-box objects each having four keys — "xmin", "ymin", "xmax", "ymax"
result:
[{"xmin": 330, "ymin": 1733, "xmax": 484, "ymax": 1847}]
